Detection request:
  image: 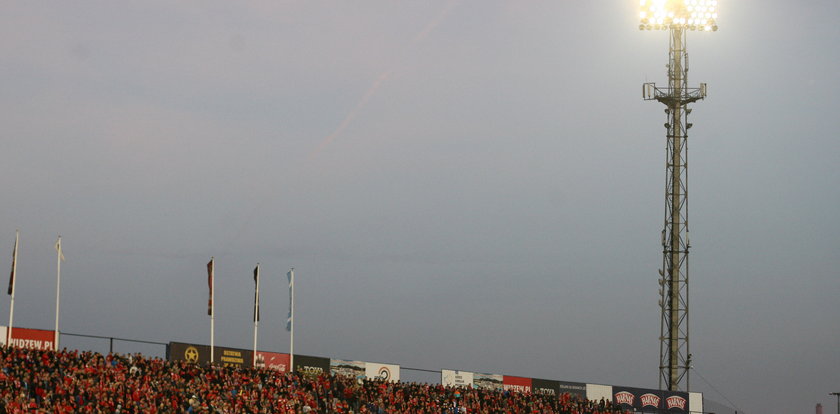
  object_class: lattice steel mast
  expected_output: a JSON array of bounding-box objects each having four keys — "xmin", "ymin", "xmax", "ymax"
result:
[{"xmin": 638, "ymin": 0, "xmax": 717, "ymax": 392}]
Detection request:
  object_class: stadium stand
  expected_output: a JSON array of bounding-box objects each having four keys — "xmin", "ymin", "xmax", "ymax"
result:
[{"xmin": 0, "ymin": 345, "xmax": 629, "ymax": 413}]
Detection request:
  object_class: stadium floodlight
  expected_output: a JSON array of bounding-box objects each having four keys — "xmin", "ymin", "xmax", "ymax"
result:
[
  {"xmin": 639, "ymin": 0, "xmax": 718, "ymax": 31},
  {"xmin": 639, "ymin": 0, "xmax": 718, "ymax": 394}
]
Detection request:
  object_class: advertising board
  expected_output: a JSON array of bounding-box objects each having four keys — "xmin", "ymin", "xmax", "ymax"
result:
[
  {"xmin": 0, "ymin": 327, "xmax": 57, "ymax": 351},
  {"xmin": 168, "ymin": 342, "xmax": 211, "ymax": 364},
  {"xmin": 558, "ymin": 380, "xmax": 588, "ymax": 397},
  {"xmin": 366, "ymin": 362, "xmax": 400, "ymax": 382},
  {"xmin": 532, "ymin": 378, "xmax": 585, "ymax": 397},
  {"xmin": 532, "ymin": 378, "xmax": 560, "ymax": 396},
  {"xmin": 255, "ymin": 351, "xmax": 290, "ymax": 372},
  {"xmin": 613, "ymin": 386, "xmax": 689, "ymax": 413},
  {"xmin": 688, "ymin": 392, "xmax": 703, "ymax": 414},
  {"xmin": 474, "ymin": 373, "xmax": 503, "ymax": 391},
  {"xmin": 213, "ymin": 347, "xmax": 252, "ymax": 368},
  {"xmin": 502, "ymin": 376, "xmax": 532, "ymax": 393},
  {"xmin": 331, "ymin": 359, "xmax": 366, "ymax": 379},
  {"xmin": 442, "ymin": 370, "xmax": 474, "ymax": 387},
  {"xmin": 294, "ymin": 354, "xmax": 330, "ymax": 376},
  {"xmin": 662, "ymin": 390, "xmax": 690, "ymax": 413},
  {"xmin": 167, "ymin": 342, "xmax": 252, "ymax": 367},
  {"xmin": 587, "ymin": 384, "xmax": 613, "ymax": 402}
]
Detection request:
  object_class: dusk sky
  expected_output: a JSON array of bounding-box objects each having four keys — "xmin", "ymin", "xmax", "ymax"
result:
[{"xmin": 1, "ymin": 1, "xmax": 838, "ymax": 413}]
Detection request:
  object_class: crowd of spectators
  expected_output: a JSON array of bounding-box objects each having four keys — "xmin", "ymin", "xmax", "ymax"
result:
[{"xmin": 0, "ymin": 345, "xmax": 629, "ymax": 414}]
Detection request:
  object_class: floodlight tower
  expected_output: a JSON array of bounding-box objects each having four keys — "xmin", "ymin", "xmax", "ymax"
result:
[{"xmin": 638, "ymin": 0, "xmax": 717, "ymax": 392}]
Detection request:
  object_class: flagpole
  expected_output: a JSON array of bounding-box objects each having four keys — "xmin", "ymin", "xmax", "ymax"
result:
[
  {"xmin": 253, "ymin": 264, "xmax": 260, "ymax": 367},
  {"xmin": 289, "ymin": 267, "xmax": 295, "ymax": 372},
  {"xmin": 8, "ymin": 230, "xmax": 19, "ymax": 345},
  {"xmin": 54, "ymin": 236, "xmax": 63, "ymax": 351},
  {"xmin": 209, "ymin": 257, "xmax": 215, "ymax": 364}
]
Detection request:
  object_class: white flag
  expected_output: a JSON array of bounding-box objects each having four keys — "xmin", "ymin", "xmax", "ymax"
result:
[{"xmin": 55, "ymin": 237, "xmax": 65, "ymax": 262}]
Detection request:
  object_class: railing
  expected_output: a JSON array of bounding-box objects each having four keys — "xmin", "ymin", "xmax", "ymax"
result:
[
  {"xmin": 57, "ymin": 330, "xmax": 443, "ymax": 380},
  {"xmin": 59, "ymin": 331, "xmax": 168, "ymax": 356},
  {"xmin": 643, "ymin": 82, "xmax": 707, "ymax": 103}
]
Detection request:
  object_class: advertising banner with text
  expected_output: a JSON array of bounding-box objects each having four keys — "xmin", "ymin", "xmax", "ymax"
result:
[
  {"xmin": 213, "ymin": 347, "xmax": 252, "ymax": 368},
  {"xmin": 255, "ymin": 351, "xmax": 290, "ymax": 372},
  {"xmin": 294, "ymin": 355, "xmax": 330, "ymax": 376},
  {"xmin": 442, "ymin": 370, "xmax": 474, "ymax": 387},
  {"xmin": 0, "ymin": 327, "xmax": 56, "ymax": 351},
  {"xmin": 613, "ymin": 386, "xmax": 689, "ymax": 413},
  {"xmin": 532, "ymin": 378, "xmax": 560, "ymax": 396},
  {"xmin": 661, "ymin": 390, "xmax": 690, "ymax": 413},
  {"xmin": 365, "ymin": 362, "xmax": 400, "ymax": 382},
  {"xmin": 167, "ymin": 342, "xmax": 252, "ymax": 367},
  {"xmin": 502, "ymin": 376, "xmax": 532, "ymax": 393},
  {"xmin": 533, "ymin": 379, "xmax": 587, "ymax": 397},
  {"xmin": 557, "ymin": 381, "xmax": 587, "ymax": 397}
]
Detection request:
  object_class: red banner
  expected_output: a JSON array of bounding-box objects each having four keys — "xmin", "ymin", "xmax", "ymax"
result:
[
  {"xmin": 503, "ymin": 376, "xmax": 532, "ymax": 393},
  {"xmin": 255, "ymin": 351, "xmax": 290, "ymax": 372},
  {"xmin": 8, "ymin": 327, "xmax": 55, "ymax": 350}
]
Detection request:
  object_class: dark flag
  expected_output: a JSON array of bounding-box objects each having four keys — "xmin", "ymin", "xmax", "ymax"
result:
[
  {"xmin": 253, "ymin": 265, "xmax": 260, "ymax": 322},
  {"xmin": 207, "ymin": 258, "xmax": 214, "ymax": 316},
  {"xmin": 8, "ymin": 232, "xmax": 18, "ymax": 295}
]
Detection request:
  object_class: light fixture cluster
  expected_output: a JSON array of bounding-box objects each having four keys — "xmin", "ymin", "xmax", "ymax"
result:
[{"xmin": 639, "ymin": 0, "xmax": 719, "ymax": 31}]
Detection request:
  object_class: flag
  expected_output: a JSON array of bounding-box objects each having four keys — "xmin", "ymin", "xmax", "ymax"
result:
[
  {"xmin": 55, "ymin": 237, "xmax": 65, "ymax": 262},
  {"xmin": 253, "ymin": 265, "xmax": 260, "ymax": 322},
  {"xmin": 207, "ymin": 258, "xmax": 214, "ymax": 316},
  {"xmin": 286, "ymin": 270, "xmax": 293, "ymax": 331},
  {"xmin": 8, "ymin": 233, "xmax": 18, "ymax": 295}
]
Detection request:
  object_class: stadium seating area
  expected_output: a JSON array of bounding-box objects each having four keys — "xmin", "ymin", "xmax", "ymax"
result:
[{"xmin": 0, "ymin": 346, "xmax": 629, "ymax": 413}]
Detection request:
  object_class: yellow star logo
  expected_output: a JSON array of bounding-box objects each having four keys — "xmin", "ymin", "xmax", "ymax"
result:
[{"xmin": 184, "ymin": 346, "xmax": 199, "ymax": 363}]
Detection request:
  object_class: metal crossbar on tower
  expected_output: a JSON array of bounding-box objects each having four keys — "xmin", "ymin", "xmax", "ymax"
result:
[{"xmin": 638, "ymin": 0, "xmax": 718, "ymax": 392}]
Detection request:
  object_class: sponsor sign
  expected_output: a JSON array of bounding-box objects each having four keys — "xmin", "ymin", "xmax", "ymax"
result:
[
  {"xmin": 612, "ymin": 386, "xmax": 689, "ymax": 413},
  {"xmin": 473, "ymin": 373, "xmax": 503, "ymax": 391},
  {"xmin": 442, "ymin": 370, "xmax": 474, "ymax": 387},
  {"xmin": 294, "ymin": 354, "xmax": 330, "ymax": 376},
  {"xmin": 214, "ymin": 347, "xmax": 252, "ymax": 368},
  {"xmin": 640, "ymin": 392, "xmax": 662, "ymax": 408},
  {"xmin": 558, "ymin": 380, "xmax": 587, "ymax": 397},
  {"xmin": 532, "ymin": 378, "xmax": 560, "ymax": 395},
  {"xmin": 168, "ymin": 342, "xmax": 252, "ymax": 367},
  {"xmin": 614, "ymin": 390, "xmax": 635, "ymax": 407},
  {"xmin": 503, "ymin": 376, "xmax": 532, "ymax": 393},
  {"xmin": 255, "ymin": 351, "xmax": 290, "ymax": 372},
  {"xmin": 0, "ymin": 327, "xmax": 57, "ymax": 350},
  {"xmin": 168, "ymin": 342, "xmax": 211, "ymax": 364},
  {"xmin": 532, "ymin": 379, "xmax": 587, "ymax": 397},
  {"xmin": 331, "ymin": 359, "xmax": 366, "ymax": 379},
  {"xmin": 665, "ymin": 394, "xmax": 688, "ymax": 411},
  {"xmin": 366, "ymin": 362, "xmax": 400, "ymax": 382}
]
